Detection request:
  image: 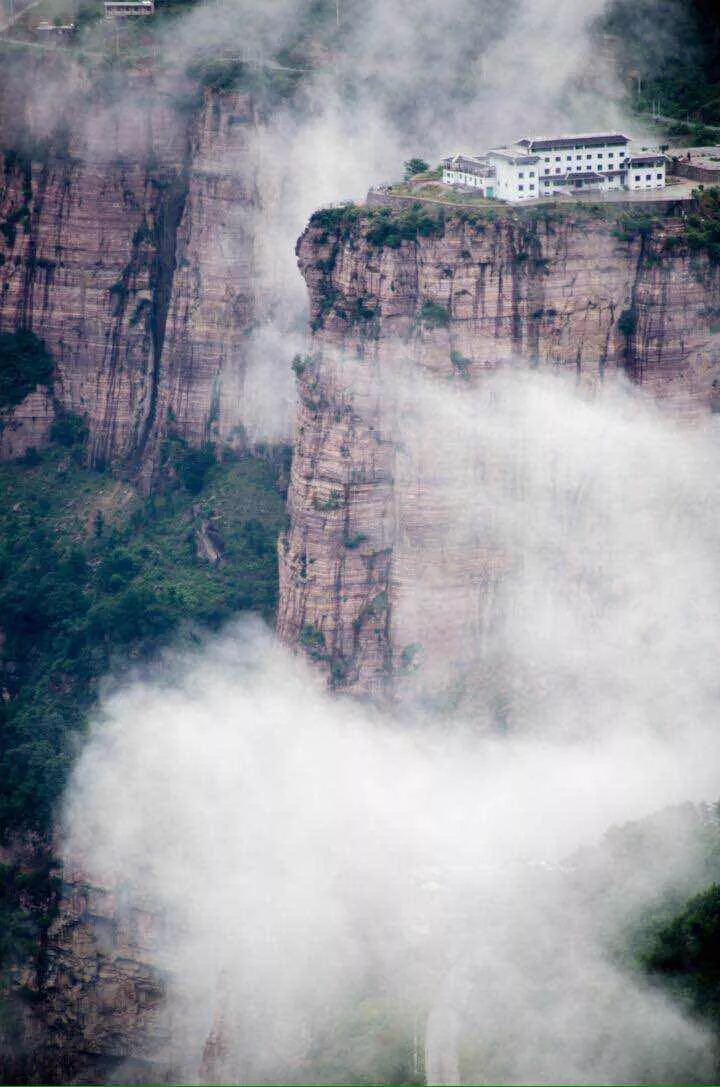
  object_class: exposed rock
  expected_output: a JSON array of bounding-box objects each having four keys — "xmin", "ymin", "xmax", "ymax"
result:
[
  {"xmin": 0, "ymin": 84, "xmax": 269, "ymax": 475},
  {"xmin": 0, "ymin": 387, "xmax": 54, "ymax": 459},
  {"xmin": 279, "ymin": 204, "xmax": 720, "ymax": 694},
  {"xmin": 195, "ymin": 518, "xmax": 224, "ymax": 563},
  {"xmin": 36, "ymin": 869, "xmax": 169, "ymax": 1085}
]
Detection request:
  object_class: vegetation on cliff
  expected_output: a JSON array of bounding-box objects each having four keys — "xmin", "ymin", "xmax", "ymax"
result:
[
  {"xmin": 642, "ymin": 882, "xmax": 720, "ymax": 1028},
  {"xmin": 0, "ymin": 332, "xmax": 53, "ymax": 411},
  {"xmin": 683, "ymin": 187, "xmax": 720, "ymax": 260},
  {"xmin": 0, "ymin": 418, "xmax": 289, "ymax": 1070},
  {"xmin": 0, "ymin": 440, "xmax": 288, "ymax": 835},
  {"xmin": 309, "ymin": 202, "xmax": 445, "ymax": 247}
]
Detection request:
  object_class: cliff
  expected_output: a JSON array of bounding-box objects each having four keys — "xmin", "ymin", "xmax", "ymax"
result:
[
  {"xmin": 278, "ymin": 201, "xmax": 720, "ymax": 696},
  {"xmin": 0, "ymin": 71, "xmax": 287, "ymax": 1080},
  {"xmin": 0, "ymin": 78, "xmax": 269, "ymax": 472}
]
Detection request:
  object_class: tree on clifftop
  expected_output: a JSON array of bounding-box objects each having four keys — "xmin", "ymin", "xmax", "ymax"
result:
[{"xmin": 403, "ymin": 157, "xmax": 429, "ymax": 179}]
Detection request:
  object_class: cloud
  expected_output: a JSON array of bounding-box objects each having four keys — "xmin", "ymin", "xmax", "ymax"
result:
[
  {"xmin": 63, "ymin": 370, "xmax": 720, "ymax": 1083},
  {"xmin": 2, "ymin": 0, "xmax": 676, "ymax": 447}
]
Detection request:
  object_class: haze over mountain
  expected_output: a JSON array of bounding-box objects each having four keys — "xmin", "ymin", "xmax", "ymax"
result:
[{"xmin": 2, "ymin": 0, "xmax": 720, "ymax": 1082}]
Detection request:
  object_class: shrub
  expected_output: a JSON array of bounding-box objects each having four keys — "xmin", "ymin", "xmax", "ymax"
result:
[
  {"xmin": 419, "ymin": 300, "xmax": 451, "ymax": 328},
  {"xmin": 299, "ymin": 624, "xmax": 326, "ymax": 660},
  {"xmin": 365, "ymin": 204, "xmax": 444, "ymax": 249},
  {"xmin": 162, "ymin": 435, "xmax": 217, "ymax": 494},
  {"xmin": 683, "ymin": 187, "xmax": 720, "ymax": 262},
  {"xmin": 291, "ymin": 354, "xmax": 310, "ymax": 377},
  {"xmin": 309, "ymin": 204, "xmax": 363, "ymax": 238},
  {"xmin": 50, "ymin": 410, "xmax": 89, "ymax": 450},
  {"xmin": 0, "ymin": 330, "xmax": 54, "ymax": 410},
  {"xmin": 403, "ymin": 157, "xmax": 430, "ymax": 179},
  {"xmin": 450, "ymin": 349, "xmax": 471, "ymax": 377},
  {"xmin": 618, "ymin": 308, "xmax": 637, "ymax": 337}
]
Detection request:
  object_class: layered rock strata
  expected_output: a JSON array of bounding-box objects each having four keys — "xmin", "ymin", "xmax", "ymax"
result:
[
  {"xmin": 0, "ymin": 74, "xmax": 277, "ymax": 1079},
  {"xmin": 0, "ymin": 82, "xmax": 267, "ymax": 471},
  {"xmin": 279, "ymin": 205, "xmax": 720, "ymax": 695},
  {"xmin": 35, "ymin": 871, "xmax": 169, "ymax": 1085}
]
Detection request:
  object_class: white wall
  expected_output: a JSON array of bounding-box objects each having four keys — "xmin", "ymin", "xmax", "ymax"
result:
[
  {"xmin": 534, "ymin": 140, "xmax": 628, "ymax": 183},
  {"xmin": 490, "ymin": 157, "xmax": 539, "ymax": 202},
  {"xmin": 627, "ymin": 162, "xmax": 666, "ymax": 191}
]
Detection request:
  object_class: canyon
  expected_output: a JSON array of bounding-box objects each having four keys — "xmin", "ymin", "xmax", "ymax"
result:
[{"xmin": 4, "ymin": 66, "xmax": 720, "ymax": 1080}]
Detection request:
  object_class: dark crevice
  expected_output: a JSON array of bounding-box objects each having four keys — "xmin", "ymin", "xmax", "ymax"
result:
[
  {"xmin": 623, "ymin": 233, "xmax": 648, "ymax": 383},
  {"xmin": 134, "ymin": 170, "xmax": 190, "ymax": 463}
]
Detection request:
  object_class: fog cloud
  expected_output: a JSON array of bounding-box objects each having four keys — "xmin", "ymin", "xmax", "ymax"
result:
[
  {"xmin": 3, "ymin": 0, "xmax": 679, "ymax": 444},
  {"xmin": 64, "ymin": 371, "xmax": 720, "ymax": 1083}
]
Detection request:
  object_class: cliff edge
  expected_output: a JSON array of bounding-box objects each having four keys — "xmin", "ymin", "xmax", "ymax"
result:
[{"xmin": 279, "ymin": 200, "xmax": 720, "ymax": 695}]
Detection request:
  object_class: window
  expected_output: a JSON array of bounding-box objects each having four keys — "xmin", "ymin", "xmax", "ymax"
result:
[
  {"xmin": 555, "ymin": 167, "xmax": 561, "ymax": 174},
  {"xmin": 608, "ymin": 151, "xmax": 614, "ymax": 158},
  {"xmin": 656, "ymin": 172, "xmax": 662, "ymax": 179},
  {"xmin": 634, "ymin": 174, "xmax": 641, "ymax": 181},
  {"xmin": 555, "ymin": 156, "xmax": 560, "ymax": 162},
  {"xmin": 529, "ymin": 183, "xmax": 535, "ymax": 190},
  {"xmin": 518, "ymin": 184, "xmax": 524, "ymax": 191},
  {"xmin": 529, "ymin": 171, "xmax": 535, "ymax": 178},
  {"xmin": 566, "ymin": 154, "xmax": 572, "ymax": 161},
  {"xmin": 544, "ymin": 168, "xmax": 550, "ymax": 174},
  {"xmin": 544, "ymin": 156, "xmax": 550, "ymax": 163},
  {"xmin": 587, "ymin": 153, "xmax": 592, "ymax": 159},
  {"xmin": 646, "ymin": 173, "xmax": 651, "ymax": 180},
  {"xmin": 518, "ymin": 171, "xmax": 524, "ymax": 178}
]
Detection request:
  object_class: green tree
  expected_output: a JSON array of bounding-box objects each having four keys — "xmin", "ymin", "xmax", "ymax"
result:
[{"xmin": 403, "ymin": 157, "xmax": 430, "ymax": 179}]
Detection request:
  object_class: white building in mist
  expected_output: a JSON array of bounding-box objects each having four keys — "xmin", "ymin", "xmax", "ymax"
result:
[
  {"xmin": 442, "ymin": 133, "xmax": 666, "ymax": 202},
  {"xmin": 441, "ymin": 153, "xmax": 496, "ymax": 197},
  {"xmin": 625, "ymin": 151, "xmax": 666, "ymax": 191},
  {"xmin": 484, "ymin": 148, "xmax": 540, "ymax": 201},
  {"xmin": 104, "ymin": 0, "xmax": 154, "ymax": 17}
]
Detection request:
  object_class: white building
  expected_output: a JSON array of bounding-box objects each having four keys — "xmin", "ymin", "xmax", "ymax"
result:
[
  {"xmin": 518, "ymin": 133, "xmax": 629, "ymax": 198},
  {"xmin": 485, "ymin": 149, "xmax": 540, "ymax": 201},
  {"xmin": 104, "ymin": 0, "xmax": 154, "ymax": 17},
  {"xmin": 626, "ymin": 152, "xmax": 666, "ymax": 190},
  {"xmin": 442, "ymin": 133, "xmax": 666, "ymax": 203},
  {"xmin": 441, "ymin": 154, "xmax": 496, "ymax": 197}
]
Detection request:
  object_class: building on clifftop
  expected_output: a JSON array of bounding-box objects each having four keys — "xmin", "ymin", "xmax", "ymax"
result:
[
  {"xmin": 442, "ymin": 133, "xmax": 666, "ymax": 202},
  {"xmin": 440, "ymin": 154, "xmax": 496, "ymax": 198}
]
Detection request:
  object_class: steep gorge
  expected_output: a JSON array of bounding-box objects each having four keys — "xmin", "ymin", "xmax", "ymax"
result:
[
  {"xmin": 279, "ymin": 202, "xmax": 720, "ymax": 698},
  {"xmin": 5, "ymin": 76, "xmax": 720, "ymax": 1078}
]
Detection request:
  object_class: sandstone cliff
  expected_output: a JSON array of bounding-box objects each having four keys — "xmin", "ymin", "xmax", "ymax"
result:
[
  {"xmin": 278, "ymin": 202, "xmax": 720, "ymax": 696},
  {"xmin": 0, "ymin": 78, "xmax": 269, "ymax": 471},
  {"xmin": 0, "ymin": 71, "xmax": 285, "ymax": 1080}
]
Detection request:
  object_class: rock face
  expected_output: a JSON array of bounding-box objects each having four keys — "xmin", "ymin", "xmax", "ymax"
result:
[
  {"xmin": 278, "ymin": 204, "xmax": 720, "ymax": 695},
  {"xmin": 0, "ymin": 73, "xmax": 279, "ymax": 1080},
  {"xmin": 36, "ymin": 871, "xmax": 169, "ymax": 1085},
  {"xmin": 0, "ymin": 82, "xmax": 266, "ymax": 473}
]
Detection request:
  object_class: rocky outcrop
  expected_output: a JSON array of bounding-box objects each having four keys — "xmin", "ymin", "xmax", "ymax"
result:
[
  {"xmin": 0, "ymin": 81, "xmax": 268, "ymax": 473},
  {"xmin": 33, "ymin": 871, "xmax": 168, "ymax": 1085},
  {"xmin": 278, "ymin": 203, "xmax": 720, "ymax": 694},
  {"xmin": 0, "ymin": 831, "xmax": 170, "ymax": 1085}
]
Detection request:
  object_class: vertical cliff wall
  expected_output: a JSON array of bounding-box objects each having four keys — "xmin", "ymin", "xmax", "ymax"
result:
[
  {"xmin": 0, "ymin": 79, "xmax": 272, "ymax": 471},
  {"xmin": 0, "ymin": 70, "xmax": 290, "ymax": 1080},
  {"xmin": 279, "ymin": 203, "xmax": 720, "ymax": 697}
]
